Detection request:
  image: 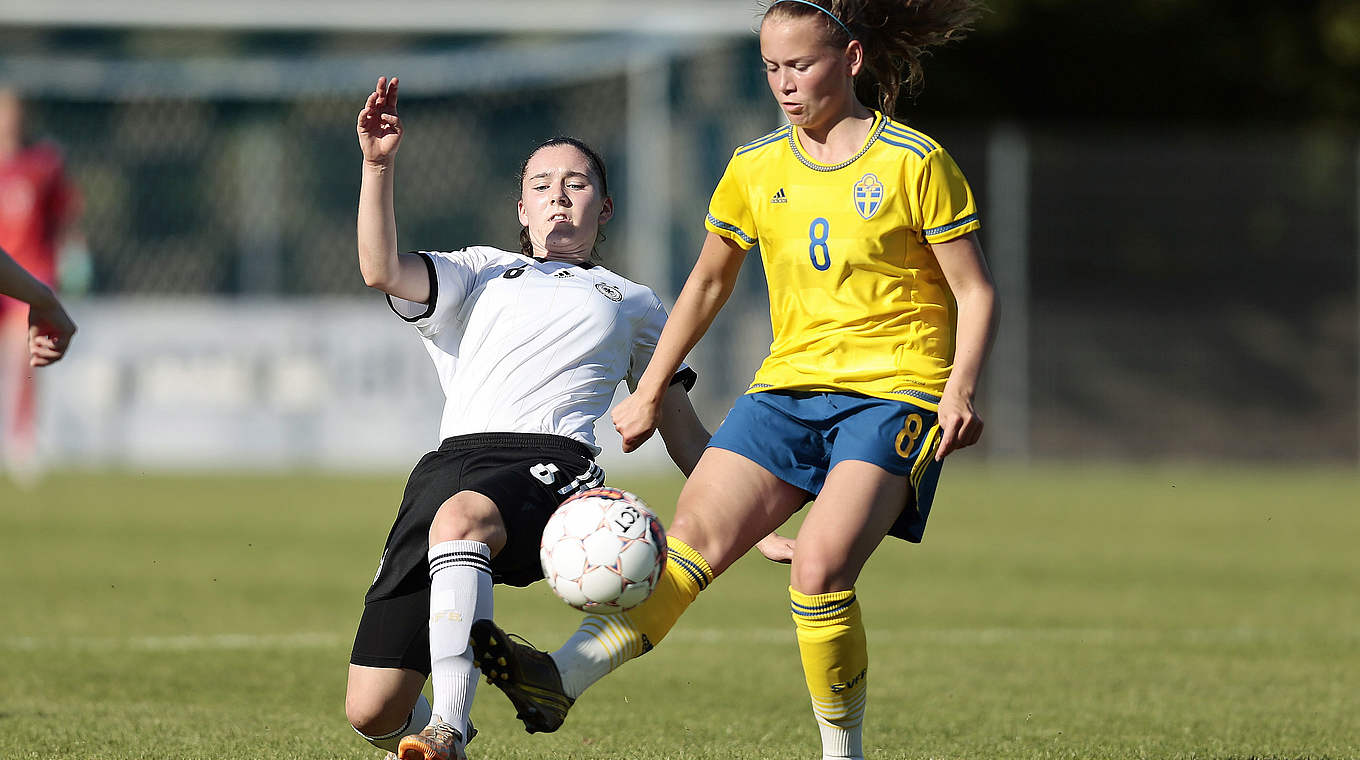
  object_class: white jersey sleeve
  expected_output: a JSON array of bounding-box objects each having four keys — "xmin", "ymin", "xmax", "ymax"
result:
[
  {"xmin": 626, "ymin": 295, "xmax": 696, "ymax": 393},
  {"xmin": 386, "ymin": 249, "xmax": 487, "ymax": 337}
]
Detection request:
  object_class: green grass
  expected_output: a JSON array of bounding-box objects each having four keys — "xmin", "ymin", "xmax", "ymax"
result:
[{"xmin": 1, "ymin": 463, "xmax": 1356, "ymax": 759}]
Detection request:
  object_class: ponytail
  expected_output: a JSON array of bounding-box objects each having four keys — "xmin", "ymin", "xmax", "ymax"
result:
[{"xmin": 762, "ymin": 0, "xmax": 985, "ymax": 116}]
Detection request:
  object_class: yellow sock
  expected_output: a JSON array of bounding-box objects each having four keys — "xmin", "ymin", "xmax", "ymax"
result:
[
  {"xmin": 791, "ymin": 586, "xmax": 867, "ymax": 760},
  {"xmin": 552, "ymin": 537, "xmax": 713, "ymax": 697}
]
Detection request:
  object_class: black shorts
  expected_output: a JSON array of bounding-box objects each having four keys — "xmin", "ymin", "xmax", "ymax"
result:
[{"xmin": 350, "ymin": 432, "xmax": 604, "ymax": 673}]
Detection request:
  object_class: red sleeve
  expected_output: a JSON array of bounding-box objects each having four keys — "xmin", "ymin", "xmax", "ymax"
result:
[{"xmin": 42, "ymin": 144, "xmax": 81, "ymax": 226}]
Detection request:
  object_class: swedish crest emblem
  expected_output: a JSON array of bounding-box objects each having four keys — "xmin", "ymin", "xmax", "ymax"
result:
[{"xmin": 854, "ymin": 173, "xmax": 884, "ymax": 220}]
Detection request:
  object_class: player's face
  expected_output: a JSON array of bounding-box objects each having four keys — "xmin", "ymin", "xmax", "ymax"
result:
[
  {"xmin": 517, "ymin": 144, "xmax": 613, "ymax": 261},
  {"xmin": 760, "ymin": 15, "xmax": 860, "ymax": 131}
]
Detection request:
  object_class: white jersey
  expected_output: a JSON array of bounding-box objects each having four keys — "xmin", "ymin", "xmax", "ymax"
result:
[{"xmin": 388, "ymin": 246, "xmax": 694, "ymax": 454}]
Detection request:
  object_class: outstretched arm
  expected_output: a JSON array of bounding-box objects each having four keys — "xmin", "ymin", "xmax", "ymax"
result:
[
  {"xmin": 356, "ymin": 76, "xmax": 430, "ymax": 302},
  {"xmin": 0, "ymin": 247, "xmax": 76, "ymax": 366}
]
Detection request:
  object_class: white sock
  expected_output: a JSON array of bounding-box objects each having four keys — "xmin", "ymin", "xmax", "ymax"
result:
[
  {"xmin": 551, "ymin": 614, "xmax": 637, "ymax": 699},
  {"xmin": 812, "ymin": 674, "xmax": 865, "ymax": 759},
  {"xmin": 428, "ymin": 540, "xmax": 492, "ymax": 740},
  {"xmin": 817, "ymin": 717, "xmax": 864, "ymax": 760},
  {"xmin": 352, "ymin": 693, "xmax": 432, "ymax": 752}
]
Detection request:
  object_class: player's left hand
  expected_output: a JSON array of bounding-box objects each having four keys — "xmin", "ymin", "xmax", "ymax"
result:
[
  {"xmin": 755, "ymin": 531, "xmax": 795, "ymax": 564},
  {"xmin": 934, "ymin": 389, "xmax": 982, "ymax": 461},
  {"xmin": 27, "ymin": 300, "xmax": 76, "ymax": 367}
]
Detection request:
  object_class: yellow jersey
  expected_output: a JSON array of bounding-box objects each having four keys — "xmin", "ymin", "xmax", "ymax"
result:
[{"xmin": 705, "ymin": 112, "xmax": 980, "ymax": 409}]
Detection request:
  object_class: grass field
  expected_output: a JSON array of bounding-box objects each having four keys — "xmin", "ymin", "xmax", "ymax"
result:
[{"xmin": 1, "ymin": 463, "xmax": 1356, "ymax": 759}]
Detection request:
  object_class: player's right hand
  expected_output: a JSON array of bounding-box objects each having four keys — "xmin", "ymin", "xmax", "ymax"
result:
[
  {"xmin": 357, "ymin": 76, "xmax": 402, "ymax": 165},
  {"xmin": 612, "ymin": 392, "xmax": 661, "ymax": 453},
  {"xmin": 28, "ymin": 299, "xmax": 76, "ymax": 367}
]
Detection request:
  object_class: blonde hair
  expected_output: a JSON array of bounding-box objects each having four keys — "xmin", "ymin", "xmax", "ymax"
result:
[{"xmin": 762, "ymin": 0, "xmax": 985, "ymax": 116}]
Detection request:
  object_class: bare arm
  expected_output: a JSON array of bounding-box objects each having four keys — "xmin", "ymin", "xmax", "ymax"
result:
[
  {"xmin": 355, "ymin": 76, "xmax": 431, "ymax": 302},
  {"xmin": 930, "ymin": 232, "xmax": 998, "ymax": 460},
  {"xmin": 611, "ymin": 232, "xmax": 746, "ymax": 452},
  {"xmin": 0, "ymin": 247, "xmax": 57, "ymax": 306},
  {"xmin": 655, "ymin": 382, "xmax": 710, "ymax": 476},
  {"xmin": 0, "ymin": 247, "xmax": 76, "ymax": 366}
]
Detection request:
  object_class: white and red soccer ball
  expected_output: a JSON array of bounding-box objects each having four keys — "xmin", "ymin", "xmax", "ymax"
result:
[{"xmin": 540, "ymin": 487, "xmax": 667, "ymax": 613}]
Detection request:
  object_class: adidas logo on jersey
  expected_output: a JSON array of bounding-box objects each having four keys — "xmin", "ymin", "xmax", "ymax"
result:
[
  {"xmin": 554, "ymin": 270, "xmax": 574, "ymax": 278},
  {"xmin": 770, "ymin": 188, "xmax": 788, "ymax": 204}
]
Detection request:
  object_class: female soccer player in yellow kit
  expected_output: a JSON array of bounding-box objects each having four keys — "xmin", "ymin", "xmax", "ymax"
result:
[{"xmin": 473, "ymin": 2, "xmax": 995, "ymax": 758}]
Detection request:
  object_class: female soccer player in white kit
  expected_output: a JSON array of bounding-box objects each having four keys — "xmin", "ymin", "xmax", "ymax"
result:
[
  {"xmin": 471, "ymin": 2, "xmax": 995, "ymax": 759},
  {"xmin": 343, "ymin": 77, "xmax": 783, "ymax": 760}
]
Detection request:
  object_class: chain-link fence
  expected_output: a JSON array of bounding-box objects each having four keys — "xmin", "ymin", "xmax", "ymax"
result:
[{"xmin": 7, "ymin": 36, "xmax": 1359, "ymax": 463}]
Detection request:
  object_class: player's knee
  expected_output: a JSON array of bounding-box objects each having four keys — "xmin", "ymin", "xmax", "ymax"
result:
[
  {"xmin": 790, "ymin": 551, "xmax": 856, "ymax": 595},
  {"xmin": 667, "ymin": 507, "xmax": 700, "ymax": 545},
  {"xmin": 430, "ymin": 491, "xmax": 506, "ymax": 552},
  {"xmin": 667, "ymin": 502, "xmax": 717, "ymax": 552},
  {"xmin": 345, "ymin": 691, "xmax": 405, "ymax": 737},
  {"xmin": 668, "ymin": 504, "xmax": 735, "ymax": 575}
]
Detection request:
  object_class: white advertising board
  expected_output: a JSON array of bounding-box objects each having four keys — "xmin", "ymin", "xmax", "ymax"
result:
[{"xmin": 34, "ymin": 298, "xmax": 674, "ymax": 475}]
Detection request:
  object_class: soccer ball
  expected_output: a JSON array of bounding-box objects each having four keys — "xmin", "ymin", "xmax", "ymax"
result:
[{"xmin": 540, "ymin": 487, "xmax": 667, "ymax": 613}]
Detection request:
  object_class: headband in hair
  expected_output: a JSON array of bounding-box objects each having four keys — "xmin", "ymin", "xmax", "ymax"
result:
[{"xmin": 769, "ymin": 0, "xmax": 855, "ymax": 39}]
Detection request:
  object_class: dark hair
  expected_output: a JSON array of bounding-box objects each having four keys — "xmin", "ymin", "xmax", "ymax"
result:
[
  {"xmin": 515, "ymin": 136, "xmax": 610, "ymax": 258},
  {"xmin": 762, "ymin": 0, "xmax": 984, "ymax": 116}
]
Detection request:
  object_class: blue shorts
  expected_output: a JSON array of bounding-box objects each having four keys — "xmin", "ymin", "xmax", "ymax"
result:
[{"xmin": 707, "ymin": 390, "xmax": 944, "ymax": 542}]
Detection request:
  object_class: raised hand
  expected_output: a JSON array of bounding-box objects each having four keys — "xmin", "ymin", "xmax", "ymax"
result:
[{"xmin": 357, "ymin": 76, "xmax": 403, "ymax": 165}]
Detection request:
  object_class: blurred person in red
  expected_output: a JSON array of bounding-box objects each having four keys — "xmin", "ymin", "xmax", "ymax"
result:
[{"xmin": 0, "ymin": 87, "xmax": 82, "ymax": 479}]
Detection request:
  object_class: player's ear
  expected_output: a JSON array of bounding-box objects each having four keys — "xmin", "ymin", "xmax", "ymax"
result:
[
  {"xmin": 517, "ymin": 199, "xmax": 529, "ymax": 228},
  {"xmin": 597, "ymin": 196, "xmax": 614, "ymax": 226},
  {"xmin": 845, "ymin": 39, "xmax": 864, "ymax": 77}
]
